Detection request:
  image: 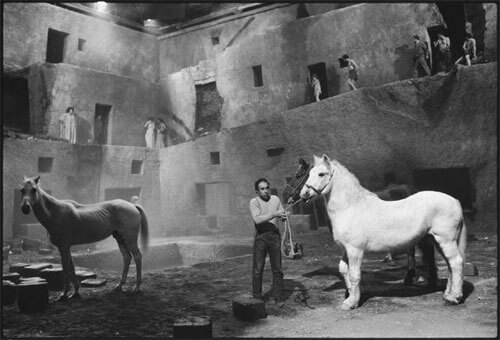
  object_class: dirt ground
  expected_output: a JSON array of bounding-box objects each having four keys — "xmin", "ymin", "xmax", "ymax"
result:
[{"xmin": 2, "ymin": 228, "xmax": 497, "ymax": 338}]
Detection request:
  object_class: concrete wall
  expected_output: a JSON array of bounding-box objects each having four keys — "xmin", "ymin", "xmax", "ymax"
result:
[
  {"xmin": 2, "ymin": 140, "xmax": 163, "ymax": 241},
  {"xmin": 159, "ymin": 3, "xmax": 445, "ymax": 134},
  {"xmin": 159, "ymin": 63, "xmax": 497, "ymax": 235},
  {"xmin": 26, "ymin": 63, "xmax": 159, "ymax": 147},
  {"xmin": 483, "ymin": 3, "xmax": 498, "ymax": 61},
  {"xmin": 3, "ymin": 3, "xmax": 158, "ymax": 81}
]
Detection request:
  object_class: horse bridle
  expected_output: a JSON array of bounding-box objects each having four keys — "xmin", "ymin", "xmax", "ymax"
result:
[
  {"xmin": 305, "ymin": 168, "xmax": 334, "ymax": 196},
  {"xmin": 284, "ymin": 164, "xmax": 311, "ymax": 200}
]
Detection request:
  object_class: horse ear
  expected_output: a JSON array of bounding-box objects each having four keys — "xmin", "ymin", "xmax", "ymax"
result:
[
  {"xmin": 322, "ymin": 154, "xmax": 331, "ymax": 164},
  {"xmin": 34, "ymin": 175, "xmax": 40, "ymax": 184},
  {"xmin": 313, "ymin": 155, "xmax": 321, "ymax": 165}
]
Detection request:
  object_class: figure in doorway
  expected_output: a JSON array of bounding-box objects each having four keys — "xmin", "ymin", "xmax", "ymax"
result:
[
  {"xmin": 308, "ymin": 74, "xmax": 322, "ymax": 102},
  {"xmin": 155, "ymin": 118, "xmax": 167, "ymax": 149},
  {"xmin": 59, "ymin": 107, "xmax": 77, "ymax": 144},
  {"xmin": 412, "ymin": 35, "xmax": 431, "ymax": 77},
  {"xmin": 433, "ymin": 33, "xmax": 451, "ymax": 73},
  {"xmin": 340, "ymin": 54, "xmax": 359, "ymax": 90},
  {"xmin": 144, "ymin": 117, "xmax": 156, "ymax": 148},
  {"xmin": 249, "ymin": 178, "xmax": 288, "ymax": 307},
  {"xmin": 455, "ymin": 32, "xmax": 477, "ymax": 66}
]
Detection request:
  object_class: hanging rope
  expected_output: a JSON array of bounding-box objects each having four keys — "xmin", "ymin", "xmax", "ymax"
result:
[{"xmin": 281, "ymin": 198, "xmax": 304, "ymax": 259}]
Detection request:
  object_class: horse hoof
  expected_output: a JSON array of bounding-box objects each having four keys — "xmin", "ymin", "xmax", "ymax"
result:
[
  {"xmin": 70, "ymin": 292, "xmax": 82, "ymax": 299},
  {"xmin": 132, "ymin": 287, "xmax": 142, "ymax": 294},
  {"xmin": 112, "ymin": 285, "xmax": 123, "ymax": 293},
  {"xmin": 444, "ymin": 296, "xmax": 460, "ymax": 305},
  {"xmin": 57, "ymin": 294, "xmax": 69, "ymax": 302},
  {"xmin": 341, "ymin": 301, "xmax": 355, "ymax": 310}
]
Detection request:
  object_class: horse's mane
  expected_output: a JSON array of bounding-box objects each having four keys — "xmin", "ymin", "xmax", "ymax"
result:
[{"xmin": 330, "ymin": 160, "xmax": 376, "ymax": 204}]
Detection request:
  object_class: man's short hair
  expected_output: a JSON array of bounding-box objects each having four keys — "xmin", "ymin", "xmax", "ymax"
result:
[
  {"xmin": 66, "ymin": 107, "xmax": 74, "ymax": 113},
  {"xmin": 342, "ymin": 54, "xmax": 349, "ymax": 59},
  {"xmin": 254, "ymin": 178, "xmax": 270, "ymax": 191},
  {"xmin": 413, "ymin": 35, "xmax": 420, "ymax": 40},
  {"xmin": 465, "ymin": 32, "xmax": 473, "ymax": 39}
]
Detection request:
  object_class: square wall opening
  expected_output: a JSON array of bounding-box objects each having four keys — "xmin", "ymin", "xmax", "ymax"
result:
[{"xmin": 38, "ymin": 157, "xmax": 54, "ymax": 173}]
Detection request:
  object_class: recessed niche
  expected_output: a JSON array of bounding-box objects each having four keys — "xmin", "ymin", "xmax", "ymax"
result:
[{"xmin": 38, "ymin": 157, "xmax": 54, "ymax": 173}]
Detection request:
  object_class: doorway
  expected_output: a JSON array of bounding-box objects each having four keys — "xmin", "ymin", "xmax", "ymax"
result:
[
  {"xmin": 46, "ymin": 28, "xmax": 68, "ymax": 63},
  {"xmin": 413, "ymin": 167, "xmax": 474, "ymax": 210},
  {"xmin": 3, "ymin": 75, "xmax": 30, "ymax": 132},
  {"xmin": 308, "ymin": 62, "xmax": 328, "ymax": 100},
  {"xmin": 195, "ymin": 82, "xmax": 223, "ymax": 134},
  {"xmin": 435, "ymin": 3, "xmax": 466, "ymax": 63},
  {"xmin": 94, "ymin": 104, "xmax": 111, "ymax": 145}
]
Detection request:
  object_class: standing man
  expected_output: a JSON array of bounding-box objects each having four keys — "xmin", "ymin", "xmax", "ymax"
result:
[
  {"xmin": 412, "ymin": 35, "xmax": 431, "ymax": 77},
  {"xmin": 249, "ymin": 178, "xmax": 287, "ymax": 307},
  {"xmin": 340, "ymin": 54, "xmax": 360, "ymax": 90}
]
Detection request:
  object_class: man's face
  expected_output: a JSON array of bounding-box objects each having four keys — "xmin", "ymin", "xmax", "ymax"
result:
[{"xmin": 256, "ymin": 181, "xmax": 271, "ymax": 201}]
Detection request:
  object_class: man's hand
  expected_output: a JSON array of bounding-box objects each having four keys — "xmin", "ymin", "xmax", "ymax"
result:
[{"xmin": 275, "ymin": 210, "xmax": 289, "ymax": 221}]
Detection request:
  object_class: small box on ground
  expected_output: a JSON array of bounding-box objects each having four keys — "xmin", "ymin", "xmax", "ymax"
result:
[
  {"xmin": 2, "ymin": 280, "xmax": 17, "ymax": 305},
  {"xmin": 173, "ymin": 316, "xmax": 212, "ymax": 338},
  {"xmin": 3, "ymin": 272, "xmax": 21, "ymax": 284},
  {"xmin": 232, "ymin": 295, "xmax": 267, "ymax": 321},
  {"xmin": 20, "ymin": 263, "xmax": 53, "ymax": 277},
  {"xmin": 17, "ymin": 281, "xmax": 49, "ymax": 313},
  {"xmin": 9, "ymin": 263, "xmax": 30, "ymax": 273},
  {"xmin": 41, "ymin": 268, "xmax": 65, "ymax": 291}
]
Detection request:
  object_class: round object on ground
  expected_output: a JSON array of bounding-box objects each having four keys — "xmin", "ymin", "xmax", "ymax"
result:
[
  {"xmin": 81, "ymin": 278, "xmax": 107, "ymax": 288},
  {"xmin": 20, "ymin": 263, "xmax": 53, "ymax": 278},
  {"xmin": 173, "ymin": 316, "xmax": 212, "ymax": 338},
  {"xmin": 75, "ymin": 270, "xmax": 97, "ymax": 281},
  {"xmin": 2, "ymin": 280, "xmax": 17, "ymax": 305},
  {"xmin": 9, "ymin": 263, "xmax": 30, "ymax": 273},
  {"xmin": 3, "ymin": 272, "xmax": 21, "ymax": 284},
  {"xmin": 41, "ymin": 268, "xmax": 65, "ymax": 291},
  {"xmin": 232, "ymin": 295, "xmax": 267, "ymax": 321},
  {"xmin": 17, "ymin": 281, "xmax": 49, "ymax": 313}
]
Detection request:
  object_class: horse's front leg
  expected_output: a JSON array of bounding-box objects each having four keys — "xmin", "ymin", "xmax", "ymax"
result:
[
  {"xmin": 341, "ymin": 246, "xmax": 363, "ymax": 310},
  {"xmin": 69, "ymin": 256, "xmax": 81, "ymax": 299},
  {"xmin": 338, "ymin": 251, "xmax": 351, "ymax": 299},
  {"xmin": 57, "ymin": 246, "xmax": 72, "ymax": 301}
]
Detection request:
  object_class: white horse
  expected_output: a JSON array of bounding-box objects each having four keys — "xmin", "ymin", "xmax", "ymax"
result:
[{"xmin": 300, "ymin": 155, "xmax": 467, "ymax": 310}]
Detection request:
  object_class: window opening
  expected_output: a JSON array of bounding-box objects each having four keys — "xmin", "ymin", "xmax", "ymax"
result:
[{"xmin": 252, "ymin": 65, "xmax": 263, "ymax": 87}]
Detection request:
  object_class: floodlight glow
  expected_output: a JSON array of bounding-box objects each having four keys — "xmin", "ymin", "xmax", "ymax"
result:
[{"xmin": 96, "ymin": 2, "xmax": 107, "ymax": 12}]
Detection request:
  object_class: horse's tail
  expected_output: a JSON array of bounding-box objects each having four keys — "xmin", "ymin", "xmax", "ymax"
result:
[
  {"xmin": 135, "ymin": 205, "xmax": 149, "ymax": 252},
  {"xmin": 457, "ymin": 216, "xmax": 467, "ymax": 263}
]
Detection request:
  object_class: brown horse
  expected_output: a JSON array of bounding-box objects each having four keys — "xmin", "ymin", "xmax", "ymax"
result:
[
  {"xmin": 282, "ymin": 158, "xmax": 433, "ymax": 286},
  {"xmin": 20, "ymin": 175, "xmax": 149, "ymax": 300}
]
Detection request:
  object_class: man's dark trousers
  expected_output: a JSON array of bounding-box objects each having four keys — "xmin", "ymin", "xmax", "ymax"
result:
[{"xmin": 252, "ymin": 231, "xmax": 283, "ymax": 301}]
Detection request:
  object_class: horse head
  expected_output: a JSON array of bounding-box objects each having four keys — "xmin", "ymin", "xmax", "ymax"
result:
[
  {"xmin": 300, "ymin": 154, "xmax": 334, "ymax": 200},
  {"xmin": 20, "ymin": 175, "xmax": 41, "ymax": 215},
  {"xmin": 282, "ymin": 157, "xmax": 311, "ymax": 204}
]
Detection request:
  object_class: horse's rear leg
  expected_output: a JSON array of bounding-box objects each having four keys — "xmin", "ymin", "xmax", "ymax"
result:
[
  {"xmin": 434, "ymin": 237, "xmax": 464, "ymax": 304},
  {"xmin": 69, "ymin": 257, "xmax": 81, "ymax": 299},
  {"xmin": 128, "ymin": 244, "xmax": 143, "ymax": 293},
  {"xmin": 403, "ymin": 247, "xmax": 416, "ymax": 285},
  {"xmin": 113, "ymin": 236, "xmax": 132, "ymax": 292},
  {"xmin": 420, "ymin": 235, "xmax": 438, "ymax": 289}
]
